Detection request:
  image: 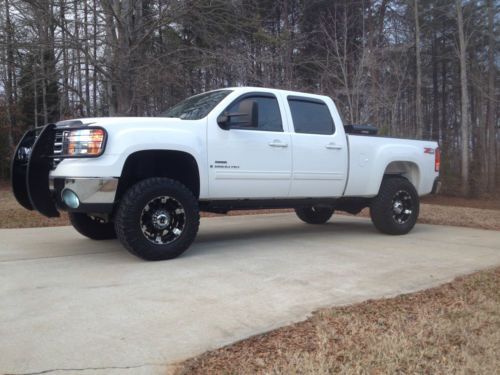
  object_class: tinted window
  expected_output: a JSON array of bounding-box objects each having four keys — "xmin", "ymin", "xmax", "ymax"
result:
[
  {"xmin": 161, "ymin": 90, "xmax": 232, "ymax": 120},
  {"xmin": 226, "ymin": 96, "xmax": 283, "ymax": 132},
  {"xmin": 288, "ymin": 98, "xmax": 335, "ymax": 135}
]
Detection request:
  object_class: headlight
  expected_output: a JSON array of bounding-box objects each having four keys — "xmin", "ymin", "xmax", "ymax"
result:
[{"xmin": 62, "ymin": 128, "xmax": 106, "ymax": 157}]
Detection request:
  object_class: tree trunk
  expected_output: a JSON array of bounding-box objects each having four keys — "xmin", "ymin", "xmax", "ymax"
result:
[
  {"xmin": 456, "ymin": 0, "xmax": 469, "ymax": 196},
  {"xmin": 74, "ymin": 0, "xmax": 83, "ymax": 116},
  {"xmin": 93, "ymin": 0, "xmax": 98, "ymax": 115},
  {"xmin": 40, "ymin": 47, "xmax": 48, "ymax": 125},
  {"xmin": 33, "ymin": 62, "xmax": 38, "ymax": 128},
  {"xmin": 441, "ymin": 27, "xmax": 448, "ymax": 163},
  {"xmin": 60, "ymin": 0, "xmax": 69, "ymax": 119},
  {"xmin": 486, "ymin": 0, "xmax": 496, "ymax": 192},
  {"xmin": 431, "ymin": 31, "xmax": 439, "ymax": 142},
  {"xmin": 282, "ymin": 0, "xmax": 292, "ymax": 89},
  {"xmin": 4, "ymin": 0, "xmax": 15, "ymax": 149},
  {"xmin": 414, "ymin": 0, "xmax": 423, "ymax": 139},
  {"xmin": 84, "ymin": 0, "xmax": 91, "ymax": 116}
]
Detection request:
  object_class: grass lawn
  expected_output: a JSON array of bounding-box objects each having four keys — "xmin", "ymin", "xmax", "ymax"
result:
[{"xmin": 0, "ymin": 187, "xmax": 69, "ymax": 228}]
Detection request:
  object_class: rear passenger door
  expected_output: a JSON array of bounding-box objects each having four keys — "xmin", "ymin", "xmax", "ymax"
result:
[{"xmin": 286, "ymin": 96, "xmax": 348, "ymax": 197}]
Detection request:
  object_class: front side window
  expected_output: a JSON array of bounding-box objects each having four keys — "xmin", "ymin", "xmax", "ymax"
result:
[
  {"xmin": 225, "ymin": 95, "xmax": 283, "ymax": 132},
  {"xmin": 161, "ymin": 90, "xmax": 232, "ymax": 120},
  {"xmin": 288, "ymin": 98, "xmax": 335, "ymax": 135}
]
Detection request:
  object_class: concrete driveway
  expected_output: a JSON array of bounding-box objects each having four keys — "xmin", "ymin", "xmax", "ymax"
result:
[{"xmin": 1, "ymin": 213, "xmax": 500, "ymax": 375}]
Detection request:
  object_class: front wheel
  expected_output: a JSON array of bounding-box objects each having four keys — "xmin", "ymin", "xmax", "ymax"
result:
[
  {"xmin": 69, "ymin": 212, "xmax": 116, "ymax": 240},
  {"xmin": 114, "ymin": 178, "xmax": 200, "ymax": 261},
  {"xmin": 370, "ymin": 177, "xmax": 419, "ymax": 235},
  {"xmin": 295, "ymin": 206, "xmax": 334, "ymax": 224}
]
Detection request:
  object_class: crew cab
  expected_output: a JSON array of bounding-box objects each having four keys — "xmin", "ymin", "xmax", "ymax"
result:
[{"xmin": 11, "ymin": 87, "xmax": 441, "ymax": 260}]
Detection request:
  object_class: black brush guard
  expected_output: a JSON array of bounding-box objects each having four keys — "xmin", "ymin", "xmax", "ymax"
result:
[{"xmin": 11, "ymin": 124, "xmax": 60, "ymax": 218}]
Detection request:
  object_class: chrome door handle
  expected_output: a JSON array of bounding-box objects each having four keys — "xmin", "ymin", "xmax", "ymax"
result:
[
  {"xmin": 269, "ymin": 140, "xmax": 288, "ymax": 148},
  {"xmin": 326, "ymin": 143, "xmax": 343, "ymax": 150}
]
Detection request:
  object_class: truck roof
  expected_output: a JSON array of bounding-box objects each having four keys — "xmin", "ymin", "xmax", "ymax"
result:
[{"xmin": 215, "ymin": 86, "xmax": 332, "ymax": 102}]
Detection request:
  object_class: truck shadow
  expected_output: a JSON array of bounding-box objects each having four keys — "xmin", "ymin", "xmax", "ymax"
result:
[
  {"xmin": 52, "ymin": 217, "xmax": 433, "ymax": 261},
  {"xmin": 183, "ymin": 217, "xmax": 435, "ymax": 259},
  {"xmin": 188, "ymin": 222, "xmax": 386, "ymax": 258},
  {"xmin": 195, "ymin": 220, "xmax": 372, "ymax": 244}
]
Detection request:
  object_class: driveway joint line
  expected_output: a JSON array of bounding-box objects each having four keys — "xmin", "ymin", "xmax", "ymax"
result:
[{"xmin": 3, "ymin": 363, "xmax": 167, "ymax": 375}]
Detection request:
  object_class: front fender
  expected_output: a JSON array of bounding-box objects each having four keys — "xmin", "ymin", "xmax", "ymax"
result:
[{"xmin": 50, "ymin": 124, "xmax": 209, "ymax": 198}]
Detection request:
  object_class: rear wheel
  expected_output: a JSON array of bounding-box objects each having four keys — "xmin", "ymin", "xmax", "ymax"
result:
[
  {"xmin": 114, "ymin": 177, "xmax": 200, "ymax": 261},
  {"xmin": 69, "ymin": 212, "xmax": 116, "ymax": 240},
  {"xmin": 295, "ymin": 206, "xmax": 334, "ymax": 224},
  {"xmin": 370, "ymin": 176, "xmax": 419, "ymax": 235}
]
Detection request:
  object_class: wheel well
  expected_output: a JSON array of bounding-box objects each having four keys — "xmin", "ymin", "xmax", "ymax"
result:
[
  {"xmin": 383, "ymin": 161, "xmax": 420, "ymax": 189},
  {"xmin": 117, "ymin": 150, "xmax": 200, "ymax": 199}
]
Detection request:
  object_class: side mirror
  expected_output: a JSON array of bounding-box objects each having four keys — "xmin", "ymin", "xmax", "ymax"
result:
[
  {"xmin": 217, "ymin": 113, "xmax": 230, "ymax": 130},
  {"xmin": 217, "ymin": 99, "xmax": 258, "ymax": 130}
]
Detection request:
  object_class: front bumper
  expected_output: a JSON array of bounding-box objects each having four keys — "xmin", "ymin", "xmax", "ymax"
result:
[
  {"xmin": 50, "ymin": 177, "xmax": 118, "ymax": 213},
  {"xmin": 11, "ymin": 124, "xmax": 117, "ymax": 217}
]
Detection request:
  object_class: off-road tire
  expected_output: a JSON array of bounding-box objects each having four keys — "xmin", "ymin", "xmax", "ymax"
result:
[
  {"xmin": 295, "ymin": 206, "xmax": 334, "ymax": 224},
  {"xmin": 370, "ymin": 176, "xmax": 419, "ymax": 235},
  {"xmin": 114, "ymin": 177, "xmax": 200, "ymax": 261},
  {"xmin": 69, "ymin": 212, "xmax": 116, "ymax": 240}
]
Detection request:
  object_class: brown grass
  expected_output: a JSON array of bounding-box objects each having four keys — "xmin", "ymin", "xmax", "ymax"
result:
[
  {"xmin": 421, "ymin": 194, "xmax": 500, "ymax": 211},
  {"xmin": 0, "ymin": 188, "xmax": 69, "ymax": 228},
  {"xmin": 176, "ymin": 267, "xmax": 500, "ymax": 375},
  {"xmin": 350, "ymin": 204, "xmax": 500, "ymax": 231}
]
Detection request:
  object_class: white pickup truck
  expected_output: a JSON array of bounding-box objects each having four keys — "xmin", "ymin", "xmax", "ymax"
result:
[{"xmin": 12, "ymin": 87, "xmax": 441, "ymax": 260}]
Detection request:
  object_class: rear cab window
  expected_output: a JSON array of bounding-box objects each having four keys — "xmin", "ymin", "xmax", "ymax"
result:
[{"xmin": 287, "ymin": 96, "xmax": 335, "ymax": 135}]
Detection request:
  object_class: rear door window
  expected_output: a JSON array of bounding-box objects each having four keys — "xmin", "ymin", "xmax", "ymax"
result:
[{"xmin": 288, "ymin": 97, "xmax": 335, "ymax": 135}]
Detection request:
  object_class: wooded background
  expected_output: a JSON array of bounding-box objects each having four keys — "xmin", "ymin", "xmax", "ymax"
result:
[{"xmin": 0, "ymin": 0, "xmax": 498, "ymax": 196}]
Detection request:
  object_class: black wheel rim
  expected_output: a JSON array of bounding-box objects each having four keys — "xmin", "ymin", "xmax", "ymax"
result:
[
  {"xmin": 140, "ymin": 196, "xmax": 186, "ymax": 245},
  {"xmin": 391, "ymin": 190, "xmax": 413, "ymax": 224}
]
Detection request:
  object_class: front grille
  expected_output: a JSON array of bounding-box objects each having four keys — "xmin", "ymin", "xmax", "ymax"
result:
[{"xmin": 52, "ymin": 130, "xmax": 64, "ymax": 169}]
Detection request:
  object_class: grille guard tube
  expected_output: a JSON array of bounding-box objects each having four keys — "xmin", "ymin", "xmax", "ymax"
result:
[
  {"xmin": 11, "ymin": 128, "xmax": 37, "ymax": 210},
  {"xmin": 11, "ymin": 124, "xmax": 60, "ymax": 218}
]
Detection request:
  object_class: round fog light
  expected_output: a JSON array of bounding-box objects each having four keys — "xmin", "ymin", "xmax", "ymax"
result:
[{"xmin": 62, "ymin": 189, "xmax": 80, "ymax": 209}]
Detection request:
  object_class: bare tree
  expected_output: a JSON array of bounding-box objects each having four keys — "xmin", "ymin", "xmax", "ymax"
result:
[
  {"xmin": 3, "ymin": 0, "xmax": 15, "ymax": 150},
  {"xmin": 414, "ymin": 0, "xmax": 423, "ymax": 139},
  {"xmin": 486, "ymin": 0, "xmax": 496, "ymax": 192},
  {"xmin": 456, "ymin": 0, "xmax": 469, "ymax": 196}
]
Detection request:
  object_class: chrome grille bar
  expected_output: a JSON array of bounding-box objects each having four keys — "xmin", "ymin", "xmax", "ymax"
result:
[{"xmin": 52, "ymin": 131, "xmax": 64, "ymax": 168}]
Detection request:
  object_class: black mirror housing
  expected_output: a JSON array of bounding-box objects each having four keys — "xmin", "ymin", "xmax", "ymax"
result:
[
  {"xmin": 218, "ymin": 99, "xmax": 258, "ymax": 130},
  {"xmin": 217, "ymin": 113, "xmax": 230, "ymax": 130}
]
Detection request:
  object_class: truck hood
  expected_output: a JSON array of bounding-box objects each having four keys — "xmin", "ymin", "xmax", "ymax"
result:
[
  {"xmin": 55, "ymin": 116, "xmax": 205, "ymax": 157},
  {"xmin": 55, "ymin": 116, "xmax": 199, "ymax": 130}
]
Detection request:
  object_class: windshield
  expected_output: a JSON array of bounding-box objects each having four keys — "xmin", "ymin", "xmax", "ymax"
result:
[{"xmin": 160, "ymin": 90, "xmax": 232, "ymax": 120}]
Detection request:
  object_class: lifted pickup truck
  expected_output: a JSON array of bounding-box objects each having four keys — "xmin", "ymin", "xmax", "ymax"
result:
[{"xmin": 12, "ymin": 87, "xmax": 441, "ymax": 260}]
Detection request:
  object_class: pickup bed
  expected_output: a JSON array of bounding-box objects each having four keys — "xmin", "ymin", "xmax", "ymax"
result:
[{"xmin": 12, "ymin": 87, "xmax": 441, "ymax": 260}]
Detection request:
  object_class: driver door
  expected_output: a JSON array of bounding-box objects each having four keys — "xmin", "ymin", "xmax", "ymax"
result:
[{"xmin": 207, "ymin": 93, "xmax": 292, "ymax": 199}]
